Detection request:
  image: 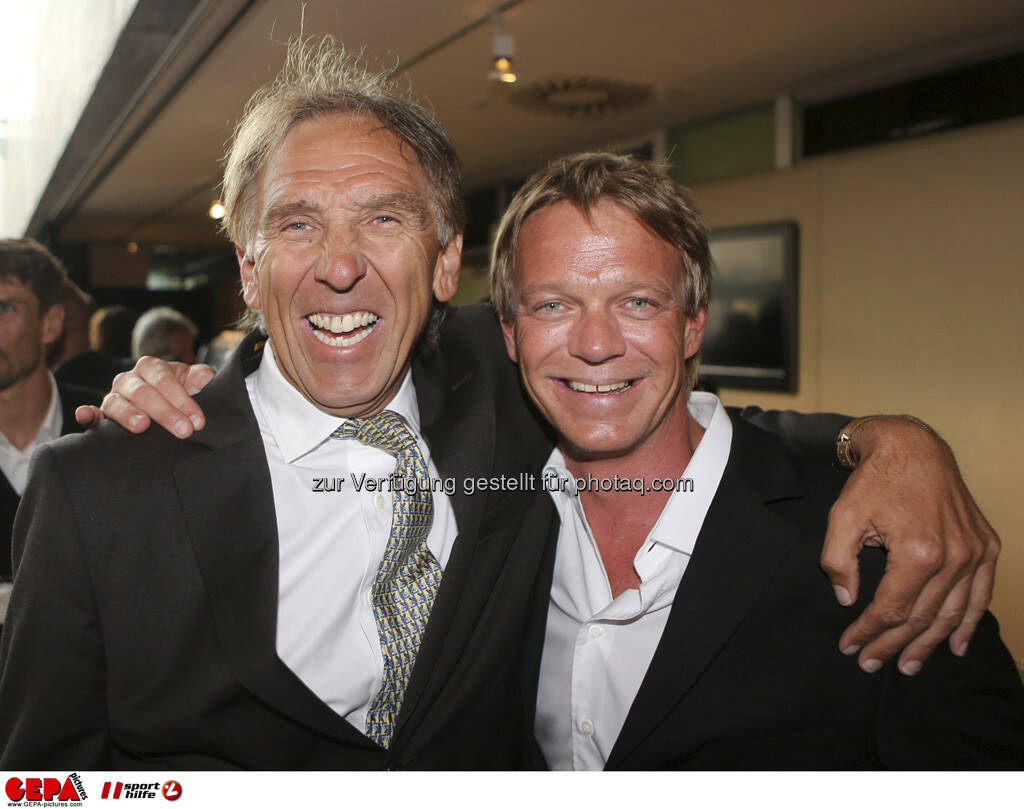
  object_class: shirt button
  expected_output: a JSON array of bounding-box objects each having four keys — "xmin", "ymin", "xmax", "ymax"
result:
[
  {"xmin": 588, "ymin": 624, "xmax": 605, "ymax": 639},
  {"xmin": 579, "ymin": 720, "xmax": 594, "ymax": 736},
  {"xmin": 374, "ymin": 493, "xmax": 386, "ymax": 511}
]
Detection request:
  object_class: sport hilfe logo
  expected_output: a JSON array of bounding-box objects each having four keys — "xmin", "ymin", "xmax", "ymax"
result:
[
  {"xmin": 5, "ymin": 774, "xmax": 87, "ymax": 803},
  {"xmin": 100, "ymin": 780, "xmax": 181, "ymax": 801}
]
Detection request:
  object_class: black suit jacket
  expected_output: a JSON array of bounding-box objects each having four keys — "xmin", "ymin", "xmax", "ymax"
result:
[
  {"xmin": 524, "ymin": 416, "xmax": 1024, "ymax": 769},
  {"xmin": 1, "ymin": 380, "xmax": 102, "ymax": 581},
  {"xmin": 0, "ymin": 306, "xmax": 556, "ymax": 769}
]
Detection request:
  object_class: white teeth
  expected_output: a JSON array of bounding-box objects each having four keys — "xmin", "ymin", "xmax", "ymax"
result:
[
  {"xmin": 308, "ymin": 311, "xmax": 379, "ymax": 346},
  {"xmin": 567, "ymin": 380, "xmax": 631, "ymax": 393}
]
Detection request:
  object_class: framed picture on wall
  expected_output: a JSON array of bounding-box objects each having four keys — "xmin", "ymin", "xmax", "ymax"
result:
[{"xmin": 699, "ymin": 221, "xmax": 798, "ymax": 392}]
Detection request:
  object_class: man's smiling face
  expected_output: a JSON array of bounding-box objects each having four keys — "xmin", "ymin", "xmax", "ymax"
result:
[
  {"xmin": 239, "ymin": 113, "xmax": 460, "ymax": 417},
  {"xmin": 501, "ymin": 199, "xmax": 705, "ymax": 464}
]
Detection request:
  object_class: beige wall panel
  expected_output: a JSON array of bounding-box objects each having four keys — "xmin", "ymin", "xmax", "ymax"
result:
[{"xmin": 690, "ymin": 118, "xmax": 1024, "ymax": 662}]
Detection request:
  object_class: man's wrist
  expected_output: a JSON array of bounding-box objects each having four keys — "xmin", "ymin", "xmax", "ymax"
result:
[{"xmin": 836, "ymin": 415, "xmax": 937, "ymax": 469}]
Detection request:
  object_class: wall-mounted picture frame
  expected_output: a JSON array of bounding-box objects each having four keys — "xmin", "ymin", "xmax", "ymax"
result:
[{"xmin": 699, "ymin": 221, "xmax": 799, "ymax": 392}]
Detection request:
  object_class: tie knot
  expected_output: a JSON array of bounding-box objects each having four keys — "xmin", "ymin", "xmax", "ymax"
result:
[{"xmin": 331, "ymin": 409, "xmax": 417, "ymax": 454}]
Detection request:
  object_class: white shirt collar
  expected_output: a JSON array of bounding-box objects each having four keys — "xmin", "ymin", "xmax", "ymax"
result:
[
  {"xmin": 646, "ymin": 392, "xmax": 731, "ymax": 554},
  {"xmin": 37, "ymin": 372, "xmax": 63, "ymax": 445},
  {"xmin": 251, "ymin": 339, "xmax": 422, "ymax": 464}
]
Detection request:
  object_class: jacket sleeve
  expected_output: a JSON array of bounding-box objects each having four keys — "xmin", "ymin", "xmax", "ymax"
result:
[
  {"xmin": 876, "ymin": 610, "xmax": 1024, "ymax": 768},
  {"xmin": 0, "ymin": 443, "xmax": 113, "ymax": 768},
  {"xmin": 731, "ymin": 406, "xmax": 850, "ymax": 461}
]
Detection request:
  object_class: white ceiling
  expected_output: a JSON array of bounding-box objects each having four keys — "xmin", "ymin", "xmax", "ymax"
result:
[{"xmin": 58, "ymin": 0, "xmax": 1024, "ymax": 248}]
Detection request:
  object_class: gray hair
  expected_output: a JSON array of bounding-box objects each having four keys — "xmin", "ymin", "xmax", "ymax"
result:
[
  {"xmin": 132, "ymin": 306, "xmax": 198, "ymax": 360},
  {"xmin": 223, "ymin": 35, "xmax": 465, "ymax": 343}
]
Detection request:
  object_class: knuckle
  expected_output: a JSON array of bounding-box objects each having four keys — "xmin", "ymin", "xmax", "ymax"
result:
[
  {"xmin": 934, "ymin": 606, "xmax": 966, "ymax": 630},
  {"xmin": 120, "ymin": 374, "xmax": 148, "ymax": 398},
  {"xmin": 906, "ymin": 612, "xmax": 934, "ymax": 635},
  {"xmin": 971, "ymin": 589, "xmax": 994, "ymax": 613},
  {"xmin": 944, "ymin": 542, "xmax": 974, "ymax": 573},
  {"xmin": 877, "ymin": 606, "xmax": 909, "ymax": 629},
  {"xmin": 904, "ymin": 540, "xmax": 944, "ymax": 574},
  {"xmin": 111, "ymin": 371, "xmax": 130, "ymax": 392},
  {"xmin": 819, "ymin": 549, "xmax": 845, "ymax": 576},
  {"xmin": 828, "ymin": 498, "xmax": 854, "ymax": 524}
]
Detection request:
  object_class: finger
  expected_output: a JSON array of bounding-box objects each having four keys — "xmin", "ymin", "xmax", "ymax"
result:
[
  {"xmin": 949, "ymin": 552, "xmax": 997, "ymax": 657},
  {"xmin": 820, "ymin": 497, "xmax": 866, "ymax": 607},
  {"xmin": 847, "ymin": 568, "xmax": 961, "ymax": 673},
  {"xmin": 183, "ymin": 364, "xmax": 216, "ymax": 397},
  {"xmin": 114, "ymin": 362, "xmax": 205, "ymax": 434},
  {"xmin": 893, "ymin": 576, "xmax": 972, "ymax": 674},
  {"xmin": 106, "ymin": 376, "xmax": 193, "ymax": 438},
  {"xmin": 74, "ymin": 405, "xmax": 103, "ymax": 427},
  {"xmin": 837, "ymin": 538, "xmax": 944, "ymax": 656},
  {"xmin": 100, "ymin": 392, "xmax": 152, "ymax": 434}
]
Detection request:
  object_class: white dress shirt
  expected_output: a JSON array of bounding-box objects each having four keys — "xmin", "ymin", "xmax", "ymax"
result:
[
  {"xmin": 0, "ymin": 372, "xmax": 62, "ymax": 496},
  {"xmin": 535, "ymin": 392, "xmax": 732, "ymax": 770},
  {"xmin": 246, "ymin": 341, "xmax": 458, "ymax": 734}
]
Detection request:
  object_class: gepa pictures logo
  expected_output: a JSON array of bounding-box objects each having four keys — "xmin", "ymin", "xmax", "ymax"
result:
[{"xmin": 5, "ymin": 773, "xmax": 87, "ymax": 804}]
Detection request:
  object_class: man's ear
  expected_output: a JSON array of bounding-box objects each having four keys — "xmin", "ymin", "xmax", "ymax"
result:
[
  {"xmin": 684, "ymin": 307, "xmax": 707, "ymax": 360},
  {"xmin": 237, "ymin": 245, "xmax": 261, "ymax": 310},
  {"xmin": 41, "ymin": 303, "xmax": 65, "ymax": 347},
  {"xmin": 431, "ymin": 233, "xmax": 462, "ymax": 303},
  {"xmin": 500, "ymin": 315, "xmax": 518, "ymax": 363}
]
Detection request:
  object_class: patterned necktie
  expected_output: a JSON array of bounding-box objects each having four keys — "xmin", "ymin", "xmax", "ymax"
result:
[{"xmin": 331, "ymin": 409, "xmax": 441, "ymax": 749}]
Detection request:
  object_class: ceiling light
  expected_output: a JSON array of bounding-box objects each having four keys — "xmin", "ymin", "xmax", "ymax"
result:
[
  {"xmin": 209, "ymin": 200, "xmax": 225, "ymax": 220},
  {"xmin": 126, "ymin": 241, "xmax": 138, "ymax": 254},
  {"xmin": 489, "ymin": 12, "xmax": 517, "ymax": 84}
]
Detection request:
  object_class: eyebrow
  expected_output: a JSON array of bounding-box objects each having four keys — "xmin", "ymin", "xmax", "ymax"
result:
[
  {"xmin": 352, "ymin": 192, "xmax": 429, "ymax": 228},
  {"xmin": 261, "ymin": 200, "xmax": 325, "ymax": 227}
]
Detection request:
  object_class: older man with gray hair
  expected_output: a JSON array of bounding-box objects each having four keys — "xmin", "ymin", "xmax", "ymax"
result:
[{"xmin": 131, "ymin": 306, "xmax": 198, "ymax": 364}]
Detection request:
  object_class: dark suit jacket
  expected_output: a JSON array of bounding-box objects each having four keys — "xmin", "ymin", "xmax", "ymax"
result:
[
  {"xmin": 1, "ymin": 380, "xmax": 102, "ymax": 581},
  {"xmin": 54, "ymin": 349, "xmax": 133, "ymax": 393},
  {"xmin": 523, "ymin": 416, "xmax": 1024, "ymax": 769},
  {"xmin": 0, "ymin": 306, "xmax": 556, "ymax": 769}
]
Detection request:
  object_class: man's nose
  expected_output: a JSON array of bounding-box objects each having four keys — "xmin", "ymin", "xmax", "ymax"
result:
[
  {"xmin": 567, "ymin": 308, "xmax": 626, "ymax": 364},
  {"xmin": 314, "ymin": 229, "xmax": 368, "ymax": 291}
]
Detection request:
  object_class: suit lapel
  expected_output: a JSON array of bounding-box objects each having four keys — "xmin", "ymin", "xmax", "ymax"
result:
[
  {"xmin": 173, "ymin": 333, "xmax": 372, "ymax": 748},
  {"xmin": 607, "ymin": 417, "xmax": 804, "ymax": 769},
  {"xmin": 392, "ymin": 332, "xmax": 497, "ymax": 744}
]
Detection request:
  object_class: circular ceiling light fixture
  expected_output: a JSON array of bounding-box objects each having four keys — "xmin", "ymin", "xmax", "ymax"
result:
[
  {"xmin": 509, "ymin": 77, "xmax": 653, "ymax": 117},
  {"xmin": 209, "ymin": 200, "xmax": 226, "ymax": 220}
]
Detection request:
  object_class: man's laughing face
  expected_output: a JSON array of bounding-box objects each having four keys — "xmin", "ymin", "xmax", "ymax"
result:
[{"xmin": 239, "ymin": 113, "xmax": 460, "ymax": 416}]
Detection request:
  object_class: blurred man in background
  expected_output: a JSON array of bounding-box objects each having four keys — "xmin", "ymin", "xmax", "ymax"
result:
[{"xmin": 0, "ymin": 239, "xmax": 100, "ymax": 633}]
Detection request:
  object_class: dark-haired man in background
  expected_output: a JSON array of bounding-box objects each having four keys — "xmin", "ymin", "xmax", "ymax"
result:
[{"xmin": 0, "ymin": 239, "xmax": 100, "ymax": 633}]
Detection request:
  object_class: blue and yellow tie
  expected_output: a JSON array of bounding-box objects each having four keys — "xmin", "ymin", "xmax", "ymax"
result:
[{"xmin": 331, "ymin": 410, "xmax": 441, "ymax": 748}]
